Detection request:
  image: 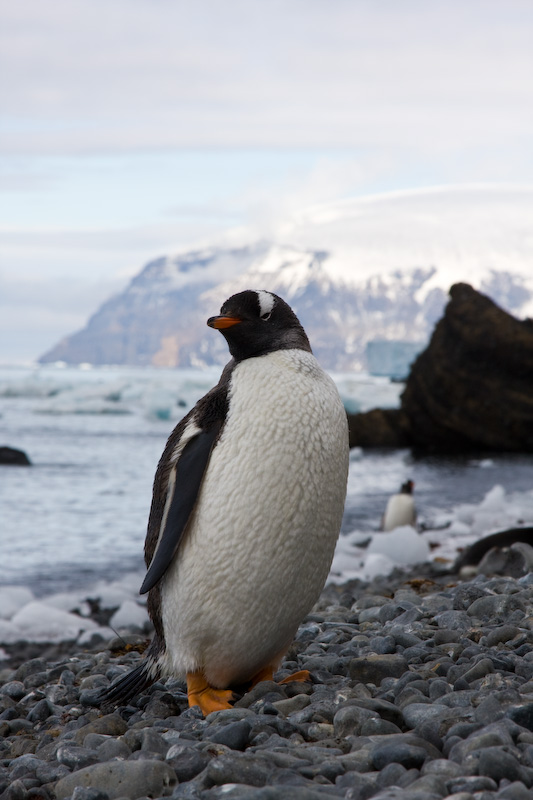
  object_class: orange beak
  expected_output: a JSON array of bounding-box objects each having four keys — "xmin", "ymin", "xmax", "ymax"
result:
[{"xmin": 207, "ymin": 315, "xmax": 242, "ymax": 329}]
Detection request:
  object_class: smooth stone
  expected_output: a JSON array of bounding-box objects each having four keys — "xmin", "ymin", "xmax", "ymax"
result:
[
  {"xmin": 348, "ymin": 654, "xmax": 408, "ymax": 685},
  {"xmin": 166, "ymin": 745, "xmax": 212, "ymax": 782},
  {"xmin": 368, "ymin": 635, "xmax": 396, "ymax": 654},
  {"xmin": 56, "ymin": 744, "xmax": 99, "ymax": 770},
  {"xmin": 71, "ymin": 789, "xmax": 109, "ymax": 800},
  {"xmin": 508, "ymin": 702, "xmax": 533, "ymax": 731},
  {"xmin": 206, "ymin": 754, "xmax": 272, "ymax": 787},
  {"xmin": 486, "ymin": 625, "xmax": 520, "ymax": 646},
  {"xmin": 1, "ymin": 682, "xmax": 26, "ymax": 701},
  {"xmin": 405, "ymin": 774, "xmax": 448, "ymax": 795},
  {"xmin": 54, "ymin": 760, "xmax": 176, "ymax": 800},
  {"xmin": 96, "ymin": 738, "xmax": 132, "ymax": 761},
  {"xmin": 370, "ymin": 742, "xmax": 427, "ymax": 770},
  {"xmin": 348, "ymin": 697, "xmax": 405, "ymax": 729},
  {"xmin": 467, "ymin": 594, "xmax": 525, "ymax": 618},
  {"xmin": 375, "ymin": 761, "xmax": 407, "ymax": 789},
  {"xmin": 440, "ymin": 794, "xmax": 474, "ymax": 800},
  {"xmin": 401, "ymin": 703, "xmax": 450, "ymax": 729},
  {"xmin": 434, "ymin": 611, "xmax": 470, "ymax": 630},
  {"xmin": 272, "ymin": 695, "xmax": 311, "ymax": 716},
  {"xmin": 461, "ymin": 658, "xmax": 494, "ymax": 683},
  {"xmin": 35, "ymin": 761, "xmax": 70, "ymax": 784},
  {"xmin": 446, "ymin": 775, "xmax": 498, "ymax": 794},
  {"xmin": 208, "ymin": 720, "xmax": 251, "ymax": 751},
  {"xmin": 452, "ymin": 584, "xmax": 489, "ymax": 610},
  {"xmin": 428, "ymin": 680, "xmax": 451, "ymax": 700},
  {"xmin": 497, "ymin": 782, "xmax": 533, "ymax": 799},
  {"xmin": 478, "ymin": 746, "xmax": 532, "ymax": 787},
  {"xmin": 333, "ymin": 705, "xmax": 377, "ymax": 737},
  {"xmin": 73, "ymin": 714, "xmax": 128, "ymax": 745},
  {"xmin": 139, "ymin": 728, "xmax": 169, "ymax": 756},
  {"xmin": 421, "ymin": 758, "xmax": 463, "ymax": 778},
  {"xmin": 360, "ymin": 717, "xmax": 402, "ymax": 736},
  {"xmin": 234, "ymin": 681, "xmax": 285, "ymax": 708},
  {"xmin": 474, "ymin": 694, "xmax": 507, "ymax": 724}
]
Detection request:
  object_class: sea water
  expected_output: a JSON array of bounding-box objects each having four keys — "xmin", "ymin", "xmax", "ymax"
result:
[{"xmin": 1, "ymin": 364, "xmax": 533, "ymax": 597}]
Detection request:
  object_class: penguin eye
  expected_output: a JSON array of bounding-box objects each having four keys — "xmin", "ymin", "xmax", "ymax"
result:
[{"xmin": 260, "ymin": 312, "xmax": 272, "ymax": 321}]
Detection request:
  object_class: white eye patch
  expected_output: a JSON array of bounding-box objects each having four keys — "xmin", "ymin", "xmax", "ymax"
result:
[{"xmin": 257, "ymin": 290, "xmax": 275, "ymax": 318}]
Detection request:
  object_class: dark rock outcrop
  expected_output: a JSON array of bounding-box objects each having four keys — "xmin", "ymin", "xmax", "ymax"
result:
[
  {"xmin": 0, "ymin": 446, "xmax": 31, "ymax": 466},
  {"xmin": 348, "ymin": 283, "xmax": 533, "ymax": 451}
]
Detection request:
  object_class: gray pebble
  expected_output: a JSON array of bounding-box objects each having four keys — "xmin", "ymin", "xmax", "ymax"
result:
[
  {"xmin": 1, "ymin": 682, "xmax": 26, "ymax": 700},
  {"xmin": 349, "ymin": 654, "xmax": 408, "ymax": 684},
  {"xmin": 333, "ymin": 704, "xmax": 377, "ymax": 737},
  {"xmin": 208, "ymin": 720, "xmax": 252, "ymax": 750},
  {"xmin": 478, "ymin": 746, "xmax": 533, "ymax": 786},
  {"xmin": 206, "ymin": 754, "xmax": 272, "ymax": 787},
  {"xmin": 57, "ymin": 743, "xmax": 99, "ymax": 770},
  {"xmin": 96, "ymin": 738, "xmax": 131, "ymax": 761},
  {"xmin": 371, "ymin": 742, "xmax": 428, "ymax": 770},
  {"xmin": 54, "ymin": 759, "xmax": 176, "ymax": 799},
  {"xmin": 6, "ymin": 567, "xmax": 533, "ymax": 800}
]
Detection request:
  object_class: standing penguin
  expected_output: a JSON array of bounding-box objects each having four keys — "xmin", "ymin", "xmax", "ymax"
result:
[
  {"xmin": 102, "ymin": 290, "xmax": 349, "ymax": 715},
  {"xmin": 381, "ymin": 479, "xmax": 416, "ymax": 532}
]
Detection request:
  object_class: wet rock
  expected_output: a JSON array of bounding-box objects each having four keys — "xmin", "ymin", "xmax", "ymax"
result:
[
  {"xmin": 370, "ymin": 742, "xmax": 428, "ymax": 770},
  {"xmin": 348, "ymin": 654, "xmax": 409, "ymax": 684},
  {"xmin": 54, "ymin": 759, "xmax": 176, "ymax": 799},
  {"xmin": 206, "ymin": 754, "xmax": 273, "ymax": 787}
]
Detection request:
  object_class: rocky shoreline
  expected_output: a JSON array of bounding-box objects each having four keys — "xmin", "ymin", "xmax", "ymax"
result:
[{"xmin": 2, "ymin": 562, "xmax": 533, "ymax": 800}]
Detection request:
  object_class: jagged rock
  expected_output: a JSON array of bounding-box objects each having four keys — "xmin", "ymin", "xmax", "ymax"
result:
[
  {"xmin": 0, "ymin": 446, "xmax": 31, "ymax": 466},
  {"xmin": 348, "ymin": 283, "xmax": 533, "ymax": 451},
  {"xmin": 347, "ymin": 408, "xmax": 411, "ymax": 448},
  {"xmin": 455, "ymin": 528, "xmax": 533, "ymax": 571}
]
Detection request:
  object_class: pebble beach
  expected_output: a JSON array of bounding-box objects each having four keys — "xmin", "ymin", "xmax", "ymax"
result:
[{"xmin": 2, "ymin": 560, "xmax": 533, "ymax": 800}]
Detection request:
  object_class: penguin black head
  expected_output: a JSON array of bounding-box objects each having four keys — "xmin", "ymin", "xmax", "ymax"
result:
[
  {"xmin": 401, "ymin": 480, "xmax": 414, "ymax": 494},
  {"xmin": 207, "ymin": 290, "xmax": 312, "ymax": 361}
]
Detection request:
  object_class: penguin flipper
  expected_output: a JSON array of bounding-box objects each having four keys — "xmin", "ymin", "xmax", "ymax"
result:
[{"xmin": 140, "ymin": 421, "xmax": 223, "ymax": 595}]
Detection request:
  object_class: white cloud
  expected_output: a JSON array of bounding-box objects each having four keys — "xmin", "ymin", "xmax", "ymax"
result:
[{"xmin": 1, "ymin": 0, "xmax": 532, "ymax": 153}]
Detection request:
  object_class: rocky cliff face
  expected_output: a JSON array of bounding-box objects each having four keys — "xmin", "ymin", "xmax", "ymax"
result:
[
  {"xmin": 348, "ymin": 283, "xmax": 533, "ymax": 451},
  {"xmin": 39, "ymin": 187, "xmax": 533, "ymax": 371},
  {"xmin": 39, "ymin": 244, "xmax": 446, "ymax": 371}
]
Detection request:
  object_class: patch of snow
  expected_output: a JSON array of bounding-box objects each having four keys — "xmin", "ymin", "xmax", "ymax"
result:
[
  {"xmin": 110, "ymin": 600, "xmax": 149, "ymax": 630},
  {"xmin": 0, "ymin": 586, "xmax": 35, "ymax": 619},
  {"xmin": 10, "ymin": 602, "xmax": 98, "ymax": 643}
]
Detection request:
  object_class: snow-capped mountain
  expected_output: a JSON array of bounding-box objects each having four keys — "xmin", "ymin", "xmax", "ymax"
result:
[{"xmin": 40, "ymin": 185, "xmax": 533, "ymax": 371}]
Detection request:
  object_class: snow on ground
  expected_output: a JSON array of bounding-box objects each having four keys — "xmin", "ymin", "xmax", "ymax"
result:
[{"xmin": 328, "ymin": 483, "xmax": 533, "ymax": 584}]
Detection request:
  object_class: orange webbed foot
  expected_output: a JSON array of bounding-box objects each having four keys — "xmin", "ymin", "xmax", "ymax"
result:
[
  {"xmin": 278, "ymin": 669, "xmax": 312, "ymax": 685},
  {"xmin": 186, "ymin": 671, "xmax": 235, "ymax": 716}
]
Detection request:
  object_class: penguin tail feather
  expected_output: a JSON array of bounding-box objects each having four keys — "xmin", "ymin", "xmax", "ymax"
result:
[{"xmin": 97, "ymin": 655, "xmax": 161, "ymax": 709}]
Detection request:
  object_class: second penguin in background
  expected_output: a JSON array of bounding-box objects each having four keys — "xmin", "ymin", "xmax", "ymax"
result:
[{"xmin": 382, "ymin": 479, "xmax": 416, "ymax": 531}]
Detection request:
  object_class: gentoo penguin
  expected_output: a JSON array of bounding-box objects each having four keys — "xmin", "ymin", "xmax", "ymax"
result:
[
  {"xmin": 101, "ymin": 289, "xmax": 349, "ymax": 715},
  {"xmin": 381, "ymin": 479, "xmax": 416, "ymax": 532}
]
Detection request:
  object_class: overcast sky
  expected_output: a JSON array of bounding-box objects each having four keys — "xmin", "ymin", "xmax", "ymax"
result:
[{"xmin": 1, "ymin": 0, "xmax": 533, "ymax": 363}]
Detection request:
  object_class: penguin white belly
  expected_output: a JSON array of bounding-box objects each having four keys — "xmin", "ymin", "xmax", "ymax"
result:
[
  {"xmin": 382, "ymin": 495, "xmax": 416, "ymax": 531},
  {"xmin": 160, "ymin": 349, "xmax": 349, "ymax": 687}
]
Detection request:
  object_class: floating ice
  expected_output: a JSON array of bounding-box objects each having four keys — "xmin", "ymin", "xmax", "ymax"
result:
[
  {"xmin": 110, "ymin": 600, "xmax": 149, "ymax": 630},
  {"xmin": 10, "ymin": 602, "xmax": 98, "ymax": 643},
  {"xmin": 78, "ymin": 626, "xmax": 116, "ymax": 646},
  {"xmin": 366, "ymin": 525, "xmax": 430, "ymax": 565},
  {"xmin": 41, "ymin": 592, "xmax": 92, "ymax": 617},
  {"xmin": 362, "ymin": 553, "xmax": 397, "ymax": 580},
  {"xmin": 0, "ymin": 586, "xmax": 34, "ymax": 619},
  {"xmin": 85, "ymin": 574, "xmax": 145, "ymax": 610}
]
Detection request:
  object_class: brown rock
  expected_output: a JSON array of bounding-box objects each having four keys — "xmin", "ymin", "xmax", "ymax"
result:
[
  {"xmin": 348, "ymin": 283, "xmax": 533, "ymax": 451},
  {"xmin": 347, "ymin": 407, "xmax": 411, "ymax": 448}
]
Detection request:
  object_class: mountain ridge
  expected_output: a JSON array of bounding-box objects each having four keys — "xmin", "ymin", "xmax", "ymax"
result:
[{"xmin": 39, "ymin": 185, "xmax": 533, "ymax": 371}]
